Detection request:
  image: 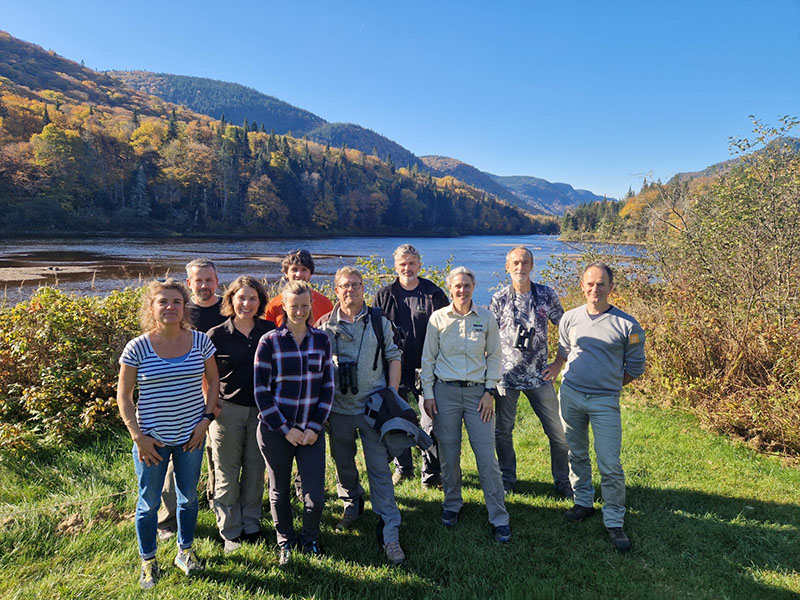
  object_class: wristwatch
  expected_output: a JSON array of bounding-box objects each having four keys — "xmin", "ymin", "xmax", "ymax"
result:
[
  {"xmin": 202, "ymin": 412, "xmax": 216, "ymax": 422},
  {"xmin": 484, "ymin": 387, "xmax": 496, "ymax": 395}
]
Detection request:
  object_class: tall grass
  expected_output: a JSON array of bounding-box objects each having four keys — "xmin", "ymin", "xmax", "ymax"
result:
[{"xmin": 1, "ymin": 392, "xmax": 798, "ymax": 599}]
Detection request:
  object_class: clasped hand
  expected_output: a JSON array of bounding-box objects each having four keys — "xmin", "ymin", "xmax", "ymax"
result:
[{"xmin": 285, "ymin": 427, "xmax": 318, "ymax": 446}]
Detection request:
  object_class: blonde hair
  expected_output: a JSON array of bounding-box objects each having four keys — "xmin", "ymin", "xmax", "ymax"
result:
[
  {"xmin": 282, "ymin": 280, "xmax": 314, "ymax": 326},
  {"xmin": 220, "ymin": 276, "xmax": 268, "ymax": 318},
  {"xmin": 139, "ymin": 279, "xmax": 192, "ymax": 332}
]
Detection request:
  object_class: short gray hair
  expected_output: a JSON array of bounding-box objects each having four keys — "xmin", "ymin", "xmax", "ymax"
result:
[
  {"xmin": 505, "ymin": 245, "xmax": 534, "ymax": 264},
  {"xmin": 582, "ymin": 261, "xmax": 614, "ymax": 284},
  {"xmin": 446, "ymin": 266, "xmax": 476, "ymax": 287},
  {"xmin": 185, "ymin": 258, "xmax": 217, "ymax": 277},
  {"xmin": 392, "ymin": 244, "xmax": 421, "ymax": 262},
  {"xmin": 334, "ymin": 266, "xmax": 363, "ymax": 286}
]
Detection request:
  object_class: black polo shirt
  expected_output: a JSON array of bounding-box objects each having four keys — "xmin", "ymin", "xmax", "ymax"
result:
[{"xmin": 207, "ymin": 317, "xmax": 276, "ymax": 407}]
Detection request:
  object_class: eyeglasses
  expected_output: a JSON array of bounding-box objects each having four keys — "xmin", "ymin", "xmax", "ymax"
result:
[{"xmin": 336, "ymin": 282, "xmax": 363, "ymax": 291}]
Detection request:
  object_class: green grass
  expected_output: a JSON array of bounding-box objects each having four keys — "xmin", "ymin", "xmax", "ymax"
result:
[{"xmin": 1, "ymin": 395, "xmax": 799, "ymax": 599}]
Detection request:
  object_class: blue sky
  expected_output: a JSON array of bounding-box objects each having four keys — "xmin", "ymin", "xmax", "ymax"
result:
[{"xmin": 4, "ymin": 0, "xmax": 798, "ymax": 198}]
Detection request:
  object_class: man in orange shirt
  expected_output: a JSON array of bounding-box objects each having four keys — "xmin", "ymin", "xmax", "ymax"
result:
[{"xmin": 263, "ymin": 249, "xmax": 333, "ymax": 327}]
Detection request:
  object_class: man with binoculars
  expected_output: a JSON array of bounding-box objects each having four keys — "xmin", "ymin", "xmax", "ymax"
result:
[
  {"xmin": 489, "ymin": 246, "xmax": 573, "ymax": 498},
  {"xmin": 316, "ymin": 266, "xmax": 407, "ymax": 565}
]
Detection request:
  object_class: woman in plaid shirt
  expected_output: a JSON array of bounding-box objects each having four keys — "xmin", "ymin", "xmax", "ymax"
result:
[{"xmin": 254, "ymin": 280, "xmax": 334, "ymax": 564}]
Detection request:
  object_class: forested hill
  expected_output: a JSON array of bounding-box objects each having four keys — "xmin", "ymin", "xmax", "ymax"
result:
[
  {"xmin": 111, "ymin": 70, "xmax": 612, "ymax": 216},
  {"xmin": 112, "ymin": 71, "xmax": 426, "ymax": 170},
  {"xmin": 109, "ymin": 71, "xmax": 325, "ymax": 136},
  {"xmin": 490, "ymin": 175, "xmax": 613, "ymax": 215},
  {"xmin": 421, "ymin": 155, "xmax": 549, "ymax": 214},
  {"xmin": 0, "ymin": 31, "xmax": 556, "ymax": 236}
]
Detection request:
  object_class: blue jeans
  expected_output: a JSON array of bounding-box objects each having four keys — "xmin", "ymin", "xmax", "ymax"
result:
[{"xmin": 132, "ymin": 442, "xmax": 205, "ymax": 559}]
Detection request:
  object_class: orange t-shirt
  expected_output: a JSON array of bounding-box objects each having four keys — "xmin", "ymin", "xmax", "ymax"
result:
[{"xmin": 263, "ymin": 288, "xmax": 334, "ymax": 327}]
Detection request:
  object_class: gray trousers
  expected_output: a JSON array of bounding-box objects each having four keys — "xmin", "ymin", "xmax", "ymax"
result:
[
  {"xmin": 433, "ymin": 382, "xmax": 509, "ymax": 527},
  {"xmin": 208, "ymin": 401, "xmax": 266, "ymax": 541},
  {"xmin": 258, "ymin": 424, "xmax": 326, "ymax": 547},
  {"xmin": 495, "ymin": 384, "xmax": 571, "ymax": 491},
  {"xmin": 328, "ymin": 412, "xmax": 401, "ymax": 543},
  {"xmin": 559, "ymin": 384, "xmax": 626, "ymax": 527},
  {"xmin": 394, "ymin": 383, "xmax": 440, "ymax": 483}
]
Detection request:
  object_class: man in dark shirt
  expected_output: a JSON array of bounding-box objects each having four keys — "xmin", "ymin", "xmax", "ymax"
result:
[
  {"xmin": 374, "ymin": 244, "xmax": 448, "ymax": 488},
  {"xmin": 185, "ymin": 259, "xmax": 227, "ymax": 333},
  {"xmin": 158, "ymin": 258, "xmax": 226, "ymax": 539}
]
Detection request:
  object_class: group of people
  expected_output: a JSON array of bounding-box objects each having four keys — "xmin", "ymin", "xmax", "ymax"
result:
[{"xmin": 116, "ymin": 244, "xmax": 645, "ymax": 589}]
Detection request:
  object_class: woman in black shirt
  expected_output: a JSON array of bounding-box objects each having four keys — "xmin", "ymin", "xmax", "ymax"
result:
[{"xmin": 207, "ymin": 276, "xmax": 275, "ymax": 553}]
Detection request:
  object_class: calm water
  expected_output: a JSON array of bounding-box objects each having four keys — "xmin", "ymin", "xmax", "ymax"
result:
[{"xmin": 0, "ymin": 235, "xmax": 594, "ymax": 306}]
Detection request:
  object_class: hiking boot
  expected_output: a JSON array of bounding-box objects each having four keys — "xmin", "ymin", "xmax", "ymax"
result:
[
  {"xmin": 174, "ymin": 548, "xmax": 203, "ymax": 575},
  {"xmin": 157, "ymin": 526, "xmax": 175, "ymax": 541},
  {"xmin": 241, "ymin": 529, "xmax": 263, "ymax": 543},
  {"xmin": 278, "ymin": 545, "xmax": 292, "ymax": 566},
  {"xmin": 563, "ymin": 504, "xmax": 596, "ymax": 522},
  {"xmin": 421, "ymin": 475, "xmax": 442, "ymax": 490},
  {"xmin": 555, "ymin": 482, "xmax": 574, "ymax": 500},
  {"xmin": 607, "ymin": 527, "xmax": 632, "ymax": 552},
  {"xmin": 441, "ymin": 509, "xmax": 460, "ymax": 528},
  {"xmin": 223, "ymin": 537, "xmax": 242, "ymax": 554},
  {"xmin": 302, "ymin": 540, "xmax": 323, "ymax": 556},
  {"xmin": 139, "ymin": 558, "xmax": 159, "ymax": 589},
  {"xmin": 493, "ymin": 524, "xmax": 512, "ymax": 544},
  {"xmin": 392, "ymin": 470, "xmax": 414, "ymax": 485},
  {"xmin": 335, "ymin": 497, "xmax": 364, "ymax": 531},
  {"xmin": 383, "ymin": 540, "xmax": 406, "ymax": 565}
]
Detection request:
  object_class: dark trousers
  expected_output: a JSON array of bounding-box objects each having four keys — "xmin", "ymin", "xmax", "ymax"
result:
[
  {"xmin": 257, "ymin": 424, "xmax": 326, "ymax": 548},
  {"xmin": 393, "ymin": 380, "xmax": 440, "ymax": 483}
]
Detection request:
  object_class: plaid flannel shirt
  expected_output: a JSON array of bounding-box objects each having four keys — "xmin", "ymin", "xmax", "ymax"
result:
[{"xmin": 254, "ymin": 326, "xmax": 334, "ymax": 435}]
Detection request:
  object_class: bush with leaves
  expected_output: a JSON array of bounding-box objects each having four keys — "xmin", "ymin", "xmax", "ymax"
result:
[
  {"xmin": 0, "ymin": 287, "xmax": 142, "ymax": 450},
  {"xmin": 546, "ymin": 117, "xmax": 800, "ymax": 454}
]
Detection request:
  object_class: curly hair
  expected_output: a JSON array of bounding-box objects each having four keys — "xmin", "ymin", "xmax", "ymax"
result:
[{"xmin": 139, "ymin": 279, "xmax": 192, "ymax": 332}]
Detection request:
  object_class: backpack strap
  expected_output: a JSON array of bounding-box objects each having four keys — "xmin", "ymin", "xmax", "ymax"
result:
[{"xmin": 369, "ymin": 306, "xmax": 386, "ymax": 373}]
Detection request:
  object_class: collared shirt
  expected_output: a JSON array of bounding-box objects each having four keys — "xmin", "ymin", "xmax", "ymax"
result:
[
  {"xmin": 207, "ymin": 317, "xmax": 276, "ymax": 407},
  {"xmin": 253, "ymin": 325, "xmax": 335, "ymax": 435},
  {"xmin": 489, "ymin": 283, "xmax": 564, "ymax": 390},
  {"xmin": 317, "ymin": 303, "xmax": 402, "ymax": 415},
  {"xmin": 420, "ymin": 302, "xmax": 501, "ymax": 399},
  {"xmin": 263, "ymin": 288, "xmax": 334, "ymax": 327}
]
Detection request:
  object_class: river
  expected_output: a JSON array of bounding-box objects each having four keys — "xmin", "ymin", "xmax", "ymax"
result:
[{"xmin": 0, "ymin": 235, "xmax": 604, "ymax": 306}]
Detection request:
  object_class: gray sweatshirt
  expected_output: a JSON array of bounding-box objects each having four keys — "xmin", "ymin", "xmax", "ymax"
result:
[
  {"xmin": 558, "ymin": 305, "xmax": 646, "ymax": 395},
  {"xmin": 319, "ymin": 304, "xmax": 402, "ymax": 415}
]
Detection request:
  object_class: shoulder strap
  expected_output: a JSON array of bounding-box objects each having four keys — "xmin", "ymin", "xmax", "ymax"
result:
[{"xmin": 369, "ymin": 306, "xmax": 385, "ymax": 372}]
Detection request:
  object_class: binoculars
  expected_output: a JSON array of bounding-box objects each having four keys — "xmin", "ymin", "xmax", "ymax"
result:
[
  {"xmin": 514, "ymin": 324, "xmax": 536, "ymax": 352},
  {"xmin": 339, "ymin": 361, "xmax": 359, "ymax": 395}
]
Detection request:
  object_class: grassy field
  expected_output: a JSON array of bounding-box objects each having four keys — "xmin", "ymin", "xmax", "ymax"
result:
[{"xmin": 1, "ymin": 393, "xmax": 799, "ymax": 600}]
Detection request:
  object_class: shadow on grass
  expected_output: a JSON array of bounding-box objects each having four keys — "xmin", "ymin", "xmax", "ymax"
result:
[{"xmin": 182, "ymin": 482, "xmax": 800, "ymax": 599}]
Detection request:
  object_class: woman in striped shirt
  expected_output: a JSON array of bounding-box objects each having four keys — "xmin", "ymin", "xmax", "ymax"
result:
[
  {"xmin": 254, "ymin": 280, "xmax": 334, "ymax": 565},
  {"xmin": 117, "ymin": 279, "xmax": 219, "ymax": 589}
]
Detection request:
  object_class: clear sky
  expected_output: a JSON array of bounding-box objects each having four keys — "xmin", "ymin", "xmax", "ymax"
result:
[{"xmin": 3, "ymin": 0, "xmax": 799, "ymax": 198}]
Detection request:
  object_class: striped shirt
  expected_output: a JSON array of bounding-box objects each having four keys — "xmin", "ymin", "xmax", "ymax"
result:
[
  {"xmin": 253, "ymin": 326, "xmax": 334, "ymax": 435},
  {"xmin": 119, "ymin": 330, "xmax": 216, "ymax": 445}
]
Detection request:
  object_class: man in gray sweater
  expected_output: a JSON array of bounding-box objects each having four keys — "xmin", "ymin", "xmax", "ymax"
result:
[
  {"xmin": 544, "ymin": 262, "xmax": 645, "ymax": 552},
  {"xmin": 316, "ymin": 266, "xmax": 406, "ymax": 565}
]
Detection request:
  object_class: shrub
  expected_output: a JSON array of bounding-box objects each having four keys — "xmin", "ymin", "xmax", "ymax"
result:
[{"xmin": 0, "ymin": 286, "xmax": 142, "ymax": 450}]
